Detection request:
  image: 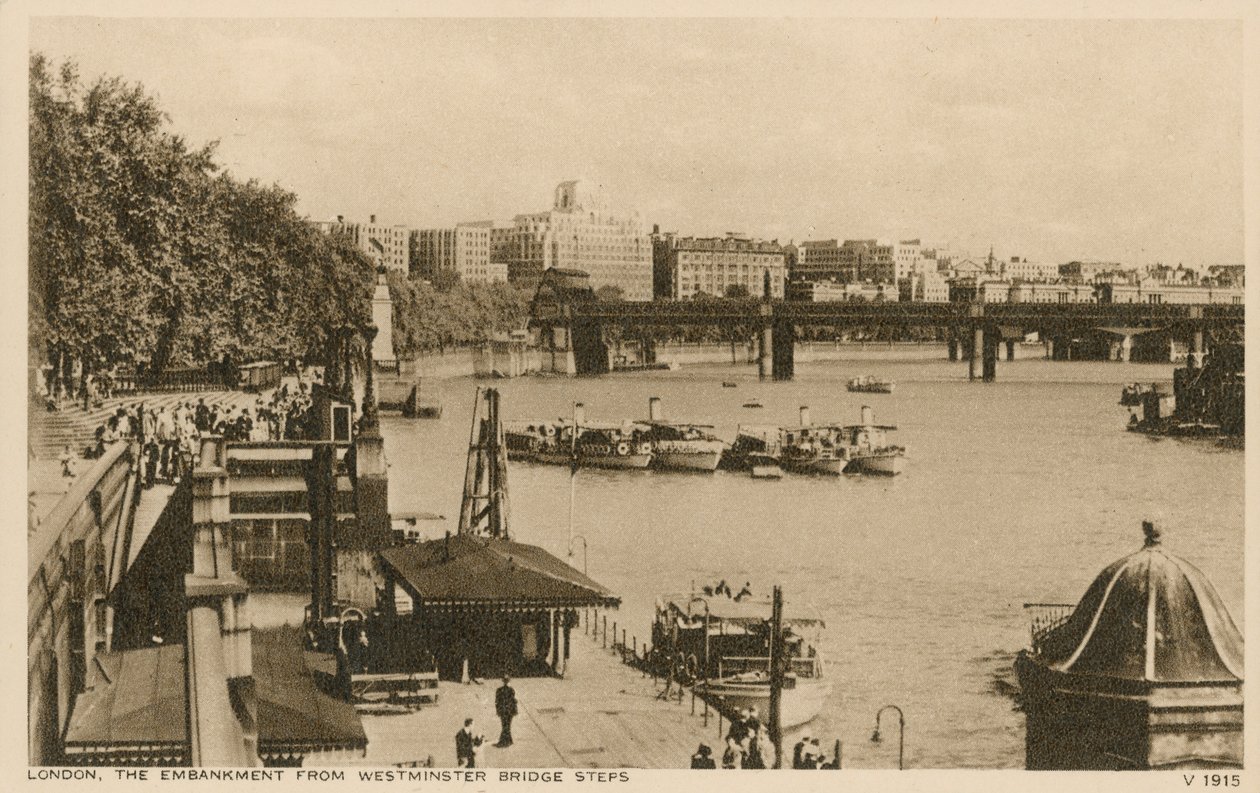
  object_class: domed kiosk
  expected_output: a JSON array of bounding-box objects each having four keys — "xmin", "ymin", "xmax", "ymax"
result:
[{"xmin": 1015, "ymin": 522, "xmax": 1243, "ymax": 770}]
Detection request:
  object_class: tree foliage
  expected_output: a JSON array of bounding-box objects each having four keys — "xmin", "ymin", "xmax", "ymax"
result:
[
  {"xmin": 386, "ymin": 271, "xmax": 532, "ymax": 355},
  {"xmin": 29, "ymin": 54, "xmax": 375, "ymax": 380}
]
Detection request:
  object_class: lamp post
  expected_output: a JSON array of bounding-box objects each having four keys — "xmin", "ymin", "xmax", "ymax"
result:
[
  {"xmin": 871, "ymin": 704, "xmax": 905, "ymax": 770},
  {"xmin": 568, "ymin": 534, "xmax": 589, "ymax": 576},
  {"xmin": 687, "ymin": 596, "xmax": 711, "ymax": 684}
]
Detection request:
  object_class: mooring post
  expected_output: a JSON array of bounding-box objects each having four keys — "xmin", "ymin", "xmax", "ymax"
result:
[{"xmin": 602, "ymin": 615, "xmax": 607, "ymax": 648}]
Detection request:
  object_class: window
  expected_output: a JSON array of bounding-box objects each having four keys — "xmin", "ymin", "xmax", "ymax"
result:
[{"xmin": 1148, "ymin": 294, "xmax": 1163, "ymax": 305}]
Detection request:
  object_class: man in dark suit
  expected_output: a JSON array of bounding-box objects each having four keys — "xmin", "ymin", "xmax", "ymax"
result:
[
  {"xmin": 495, "ymin": 677, "xmax": 519, "ymax": 747},
  {"xmin": 455, "ymin": 718, "xmax": 477, "ymax": 767}
]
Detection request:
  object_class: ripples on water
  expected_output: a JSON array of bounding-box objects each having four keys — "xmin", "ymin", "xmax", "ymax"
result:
[{"xmin": 379, "ymin": 356, "xmax": 1244, "ymax": 768}]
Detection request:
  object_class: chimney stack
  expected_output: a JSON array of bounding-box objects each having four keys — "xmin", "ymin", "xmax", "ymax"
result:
[
  {"xmin": 861, "ymin": 405, "xmax": 874, "ymax": 426},
  {"xmin": 799, "ymin": 406, "xmax": 811, "ymax": 427},
  {"xmin": 573, "ymin": 403, "xmax": 585, "ymax": 425},
  {"xmin": 648, "ymin": 397, "xmax": 663, "ymax": 422},
  {"xmin": 370, "ymin": 214, "xmax": 377, "ymax": 224}
]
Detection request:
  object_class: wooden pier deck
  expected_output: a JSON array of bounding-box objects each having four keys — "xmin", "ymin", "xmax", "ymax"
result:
[{"xmin": 282, "ymin": 611, "xmax": 725, "ymax": 769}]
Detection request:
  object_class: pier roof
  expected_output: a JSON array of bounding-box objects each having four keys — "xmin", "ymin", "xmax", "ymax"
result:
[
  {"xmin": 380, "ymin": 534, "xmax": 620, "ymax": 608},
  {"xmin": 1034, "ymin": 524, "xmax": 1243, "ymax": 684}
]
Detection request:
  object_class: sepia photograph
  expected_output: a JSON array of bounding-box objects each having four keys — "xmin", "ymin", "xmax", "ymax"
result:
[{"xmin": 9, "ymin": 2, "xmax": 1254, "ymax": 789}]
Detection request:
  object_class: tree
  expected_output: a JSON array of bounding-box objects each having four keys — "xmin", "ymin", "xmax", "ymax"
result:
[
  {"xmin": 595, "ymin": 285, "xmax": 625, "ymax": 302},
  {"xmin": 724, "ymin": 284, "xmax": 751, "ymax": 299}
]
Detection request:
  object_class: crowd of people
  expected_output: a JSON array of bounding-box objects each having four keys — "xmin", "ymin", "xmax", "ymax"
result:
[
  {"xmin": 689, "ymin": 707, "xmax": 838, "ymax": 769},
  {"xmin": 77, "ymin": 379, "xmax": 318, "ymax": 486}
]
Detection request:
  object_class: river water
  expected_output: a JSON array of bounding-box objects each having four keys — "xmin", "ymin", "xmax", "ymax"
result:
[{"xmin": 377, "ymin": 354, "xmax": 1245, "ymax": 769}]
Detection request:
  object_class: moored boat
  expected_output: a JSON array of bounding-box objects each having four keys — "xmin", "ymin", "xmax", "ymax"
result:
[
  {"xmin": 641, "ymin": 397, "xmax": 728, "ymax": 472},
  {"xmin": 504, "ymin": 415, "xmax": 653, "ymax": 469},
  {"xmin": 837, "ymin": 405, "xmax": 907, "ymax": 476},
  {"xmin": 847, "ymin": 375, "xmax": 895, "ymax": 394},
  {"xmin": 652, "ymin": 591, "xmax": 830, "ymax": 729}
]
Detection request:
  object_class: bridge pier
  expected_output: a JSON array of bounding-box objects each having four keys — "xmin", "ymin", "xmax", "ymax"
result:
[
  {"xmin": 983, "ymin": 329, "xmax": 999, "ymax": 382},
  {"xmin": 969, "ymin": 326, "xmax": 983, "ymax": 381},
  {"xmin": 947, "ymin": 329, "xmax": 959, "ymax": 361},
  {"xmin": 771, "ymin": 319, "xmax": 795, "ymax": 381},
  {"xmin": 1005, "ymin": 339, "xmax": 1016, "ymax": 362}
]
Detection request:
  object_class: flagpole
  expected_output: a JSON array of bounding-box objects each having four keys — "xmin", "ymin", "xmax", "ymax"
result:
[{"xmin": 567, "ymin": 401, "xmax": 580, "ymax": 564}]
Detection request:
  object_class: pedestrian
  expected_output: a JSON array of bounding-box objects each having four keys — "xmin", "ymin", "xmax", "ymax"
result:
[
  {"xmin": 59, "ymin": 445, "xmax": 75, "ymax": 478},
  {"xmin": 792, "ymin": 731, "xmax": 810, "ymax": 769},
  {"xmin": 143, "ymin": 437, "xmax": 159, "ymax": 489},
  {"xmin": 726, "ymin": 707, "xmax": 750, "ymax": 746},
  {"xmin": 495, "ymin": 676, "xmax": 518, "ymax": 747},
  {"xmin": 690, "ymin": 743, "xmax": 716, "ymax": 769},
  {"xmin": 721, "ymin": 737, "xmax": 743, "ymax": 769},
  {"xmin": 744, "ymin": 727, "xmax": 766, "ymax": 769},
  {"xmin": 455, "ymin": 718, "xmax": 479, "ymax": 768}
]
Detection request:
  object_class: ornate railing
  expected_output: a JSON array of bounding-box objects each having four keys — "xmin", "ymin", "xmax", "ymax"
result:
[{"xmin": 1023, "ymin": 603, "xmax": 1076, "ymax": 654}]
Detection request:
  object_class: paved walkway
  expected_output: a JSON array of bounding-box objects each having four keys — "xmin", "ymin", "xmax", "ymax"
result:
[{"xmin": 244, "ymin": 597, "xmax": 723, "ymax": 769}]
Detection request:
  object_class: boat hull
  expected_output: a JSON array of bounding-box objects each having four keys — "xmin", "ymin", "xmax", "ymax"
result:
[
  {"xmin": 781, "ymin": 456, "xmax": 849, "ymax": 476},
  {"xmin": 847, "ymin": 453, "xmax": 906, "ymax": 476},
  {"xmin": 533, "ymin": 450, "xmax": 653, "ymax": 469},
  {"xmin": 654, "ymin": 450, "xmax": 722, "ymax": 472},
  {"xmin": 698, "ymin": 678, "xmax": 833, "ymax": 730}
]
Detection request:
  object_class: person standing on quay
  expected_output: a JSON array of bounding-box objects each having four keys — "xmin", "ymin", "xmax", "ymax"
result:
[
  {"xmin": 456, "ymin": 718, "xmax": 478, "ymax": 767},
  {"xmin": 495, "ymin": 676, "xmax": 518, "ymax": 747}
]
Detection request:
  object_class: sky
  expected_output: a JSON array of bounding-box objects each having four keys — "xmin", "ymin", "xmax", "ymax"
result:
[{"xmin": 28, "ymin": 15, "xmax": 1247, "ymax": 266}]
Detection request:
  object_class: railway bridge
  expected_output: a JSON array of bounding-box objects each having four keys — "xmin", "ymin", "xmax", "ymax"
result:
[{"xmin": 529, "ymin": 272, "xmax": 1244, "ymax": 381}]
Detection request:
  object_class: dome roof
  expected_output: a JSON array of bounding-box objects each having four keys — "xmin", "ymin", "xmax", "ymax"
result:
[{"xmin": 1037, "ymin": 522, "xmax": 1243, "ymax": 683}]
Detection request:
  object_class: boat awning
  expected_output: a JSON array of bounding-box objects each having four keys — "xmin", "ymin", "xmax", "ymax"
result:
[
  {"xmin": 63, "ymin": 645, "xmax": 189, "ymax": 765},
  {"xmin": 660, "ymin": 596, "xmax": 826, "ymax": 628},
  {"xmin": 380, "ymin": 534, "xmax": 621, "ymax": 609},
  {"xmin": 253, "ymin": 626, "xmax": 368, "ymax": 760}
]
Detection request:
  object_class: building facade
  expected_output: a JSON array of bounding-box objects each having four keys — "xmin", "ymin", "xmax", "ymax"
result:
[
  {"xmin": 787, "ymin": 279, "xmax": 899, "ymax": 303},
  {"xmin": 1096, "ymin": 282, "xmax": 1245, "ymax": 305},
  {"xmin": 652, "ymin": 232, "xmax": 786, "ymax": 300},
  {"xmin": 409, "ymin": 223, "xmax": 508, "ymax": 284},
  {"xmin": 314, "ymin": 215, "xmax": 410, "ymax": 274},
  {"xmin": 498, "ymin": 181, "xmax": 653, "ymax": 301},
  {"xmin": 999, "ymin": 257, "xmax": 1060, "ymax": 282}
]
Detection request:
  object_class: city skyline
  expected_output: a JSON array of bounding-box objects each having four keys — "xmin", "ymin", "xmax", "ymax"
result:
[{"xmin": 29, "ymin": 16, "xmax": 1245, "ymax": 268}]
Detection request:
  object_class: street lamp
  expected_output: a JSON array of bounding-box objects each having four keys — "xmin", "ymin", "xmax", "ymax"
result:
[
  {"xmin": 688, "ymin": 595, "xmax": 711, "ymax": 684},
  {"xmin": 568, "ymin": 534, "xmax": 588, "ymax": 576},
  {"xmin": 871, "ymin": 704, "xmax": 905, "ymax": 770}
]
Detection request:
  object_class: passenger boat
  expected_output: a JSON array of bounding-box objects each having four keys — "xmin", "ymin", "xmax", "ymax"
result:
[
  {"xmin": 742, "ymin": 400, "xmax": 764, "ymax": 409},
  {"xmin": 652, "ymin": 591, "xmax": 830, "ymax": 729},
  {"xmin": 847, "ymin": 375, "xmax": 895, "ymax": 394},
  {"xmin": 836, "ymin": 406, "xmax": 907, "ymax": 476},
  {"xmin": 640, "ymin": 398, "xmax": 727, "ymax": 472},
  {"xmin": 727, "ymin": 406, "xmax": 907, "ymax": 476},
  {"xmin": 504, "ymin": 419, "xmax": 653, "ymax": 469},
  {"xmin": 722, "ymin": 381, "xmax": 738, "ymax": 388}
]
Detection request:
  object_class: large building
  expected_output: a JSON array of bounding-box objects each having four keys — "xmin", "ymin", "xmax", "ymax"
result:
[
  {"xmin": 409, "ymin": 223, "xmax": 508, "ymax": 284},
  {"xmin": 498, "ymin": 181, "xmax": 653, "ymax": 301},
  {"xmin": 1059, "ymin": 260, "xmax": 1136, "ymax": 283},
  {"xmin": 998, "ymin": 256, "xmax": 1060, "ymax": 282},
  {"xmin": 652, "ymin": 232, "xmax": 786, "ymax": 300},
  {"xmin": 790, "ymin": 238, "xmax": 898, "ymax": 285},
  {"xmin": 314, "ymin": 215, "xmax": 410, "ymax": 274}
]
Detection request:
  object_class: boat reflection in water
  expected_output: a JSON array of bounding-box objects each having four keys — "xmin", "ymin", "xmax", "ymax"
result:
[{"xmin": 652, "ymin": 589, "xmax": 830, "ymax": 729}]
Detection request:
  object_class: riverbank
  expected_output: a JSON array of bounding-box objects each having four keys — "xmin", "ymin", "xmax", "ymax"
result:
[{"xmin": 399, "ymin": 341, "xmax": 1050, "ymax": 382}]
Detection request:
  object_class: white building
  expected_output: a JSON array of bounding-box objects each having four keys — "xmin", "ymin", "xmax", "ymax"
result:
[
  {"xmin": 314, "ymin": 215, "xmax": 409, "ymax": 274},
  {"xmin": 499, "ymin": 181, "xmax": 653, "ymax": 301}
]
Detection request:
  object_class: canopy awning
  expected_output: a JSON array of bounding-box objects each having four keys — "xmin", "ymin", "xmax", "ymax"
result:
[
  {"xmin": 63, "ymin": 630, "xmax": 368, "ymax": 765},
  {"xmin": 380, "ymin": 534, "xmax": 621, "ymax": 609},
  {"xmin": 63, "ymin": 645, "xmax": 189, "ymax": 765},
  {"xmin": 254, "ymin": 626, "xmax": 367, "ymax": 759}
]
